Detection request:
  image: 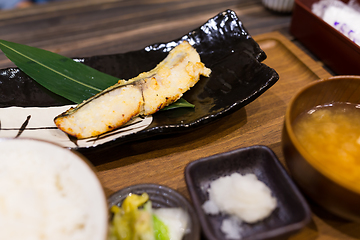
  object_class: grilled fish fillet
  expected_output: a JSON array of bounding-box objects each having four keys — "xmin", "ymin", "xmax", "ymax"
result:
[{"xmin": 54, "ymin": 41, "xmax": 211, "ymax": 139}]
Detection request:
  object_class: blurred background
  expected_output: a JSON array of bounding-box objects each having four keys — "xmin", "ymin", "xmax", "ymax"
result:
[{"xmin": 0, "ymin": 0, "xmax": 63, "ymax": 10}]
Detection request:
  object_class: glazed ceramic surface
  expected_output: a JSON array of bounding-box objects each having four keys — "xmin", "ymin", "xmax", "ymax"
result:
[
  {"xmin": 185, "ymin": 145, "xmax": 311, "ymax": 240},
  {"xmin": 107, "ymin": 183, "xmax": 200, "ymax": 240},
  {"xmin": 0, "ymin": 10, "xmax": 279, "ymax": 152}
]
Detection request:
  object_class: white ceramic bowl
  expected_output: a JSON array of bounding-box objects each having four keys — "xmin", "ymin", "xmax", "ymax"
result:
[
  {"xmin": 0, "ymin": 138, "xmax": 108, "ymax": 240},
  {"xmin": 262, "ymin": 0, "xmax": 295, "ymax": 12}
]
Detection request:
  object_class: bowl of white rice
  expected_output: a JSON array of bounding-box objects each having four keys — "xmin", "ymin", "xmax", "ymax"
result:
[{"xmin": 0, "ymin": 138, "xmax": 108, "ymax": 240}]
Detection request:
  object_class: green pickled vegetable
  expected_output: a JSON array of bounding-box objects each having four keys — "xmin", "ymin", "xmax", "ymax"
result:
[{"xmin": 108, "ymin": 193, "xmax": 170, "ymax": 240}]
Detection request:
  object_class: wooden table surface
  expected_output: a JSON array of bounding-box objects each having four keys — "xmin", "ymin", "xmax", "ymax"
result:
[{"xmin": 1, "ymin": 0, "xmax": 359, "ymax": 239}]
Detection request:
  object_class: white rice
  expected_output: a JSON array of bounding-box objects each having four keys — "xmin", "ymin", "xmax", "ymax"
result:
[{"xmin": 0, "ymin": 139, "xmax": 107, "ymax": 240}]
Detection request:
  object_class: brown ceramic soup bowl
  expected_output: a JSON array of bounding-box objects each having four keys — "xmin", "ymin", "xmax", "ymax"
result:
[{"xmin": 282, "ymin": 75, "xmax": 360, "ymax": 222}]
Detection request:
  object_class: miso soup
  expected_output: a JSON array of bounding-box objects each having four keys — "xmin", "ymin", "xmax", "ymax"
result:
[{"xmin": 293, "ymin": 102, "xmax": 360, "ymax": 190}]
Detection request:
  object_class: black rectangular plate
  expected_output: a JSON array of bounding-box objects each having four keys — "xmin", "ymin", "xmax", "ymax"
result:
[{"xmin": 0, "ymin": 10, "xmax": 279, "ymax": 154}]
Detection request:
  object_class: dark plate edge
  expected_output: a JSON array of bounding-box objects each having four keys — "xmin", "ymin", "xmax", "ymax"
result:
[
  {"xmin": 184, "ymin": 145, "xmax": 312, "ymax": 240},
  {"xmin": 107, "ymin": 183, "xmax": 201, "ymax": 240}
]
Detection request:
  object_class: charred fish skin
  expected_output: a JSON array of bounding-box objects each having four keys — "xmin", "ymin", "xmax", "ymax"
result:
[{"xmin": 54, "ymin": 41, "xmax": 211, "ymax": 139}]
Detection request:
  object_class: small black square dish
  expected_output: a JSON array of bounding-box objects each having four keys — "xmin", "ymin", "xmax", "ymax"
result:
[
  {"xmin": 184, "ymin": 145, "xmax": 311, "ymax": 240},
  {"xmin": 107, "ymin": 183, "xmax": 200, "ymax": 240}
]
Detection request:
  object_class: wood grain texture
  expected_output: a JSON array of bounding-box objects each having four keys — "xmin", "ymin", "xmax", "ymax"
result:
[
  {"xmin": 0, "ymin": 0, "xmax": 292, "ymax": 69},
  {"xmin": 94, "ymin": 32, "xmax": 358, "ymax": 240},
  {"xmin": 95, "ymin": 31, "xmax": 331, "ymax": 189},
  {"xmin": 1, "ymin": 0, "xmax": 358, "ymax": 239}
]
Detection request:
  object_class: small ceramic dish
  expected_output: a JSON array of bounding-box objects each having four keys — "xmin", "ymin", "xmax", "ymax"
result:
[
  {"xmin": 107, "ymin": 183, "xmax": 200, "ymax": 240},
  {"xmin": 184, "ymin": 145, "xmax": 311, "ymax": 240},
  {"xmin": 262, "ymin": 0, "xmax": 295, "ymax": 13}
]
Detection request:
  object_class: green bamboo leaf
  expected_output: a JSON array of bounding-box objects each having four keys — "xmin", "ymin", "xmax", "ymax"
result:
[
  {"xmin": 0, "ymin": 39, "xmax": 195, "ymax": 109},
  {"xmin": 161, "ymin": 98, "xmax": 195, "ymax": 110},
  {"xmin": 0, "ymin": 39, "xmax": 119, "ymax": 103}
]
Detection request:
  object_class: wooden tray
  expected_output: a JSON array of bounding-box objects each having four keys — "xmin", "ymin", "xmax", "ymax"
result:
[
  {"xmin": 96, "ymin": 32, "xmax": 360, "ymax": 239},
  {"xmin": 96, "ymin": 31, "xmax": 332, "ymax": 194}
]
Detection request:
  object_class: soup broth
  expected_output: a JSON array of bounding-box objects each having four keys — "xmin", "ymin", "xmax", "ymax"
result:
[{"xmin": 293, "ymin": 102, "xmax": 360, "ymax": 190}]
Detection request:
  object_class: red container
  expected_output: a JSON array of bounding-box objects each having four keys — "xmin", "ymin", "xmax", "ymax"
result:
[{"xmin": 290, "ymin": 0, "xmax": 360, "ymax": 75}]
